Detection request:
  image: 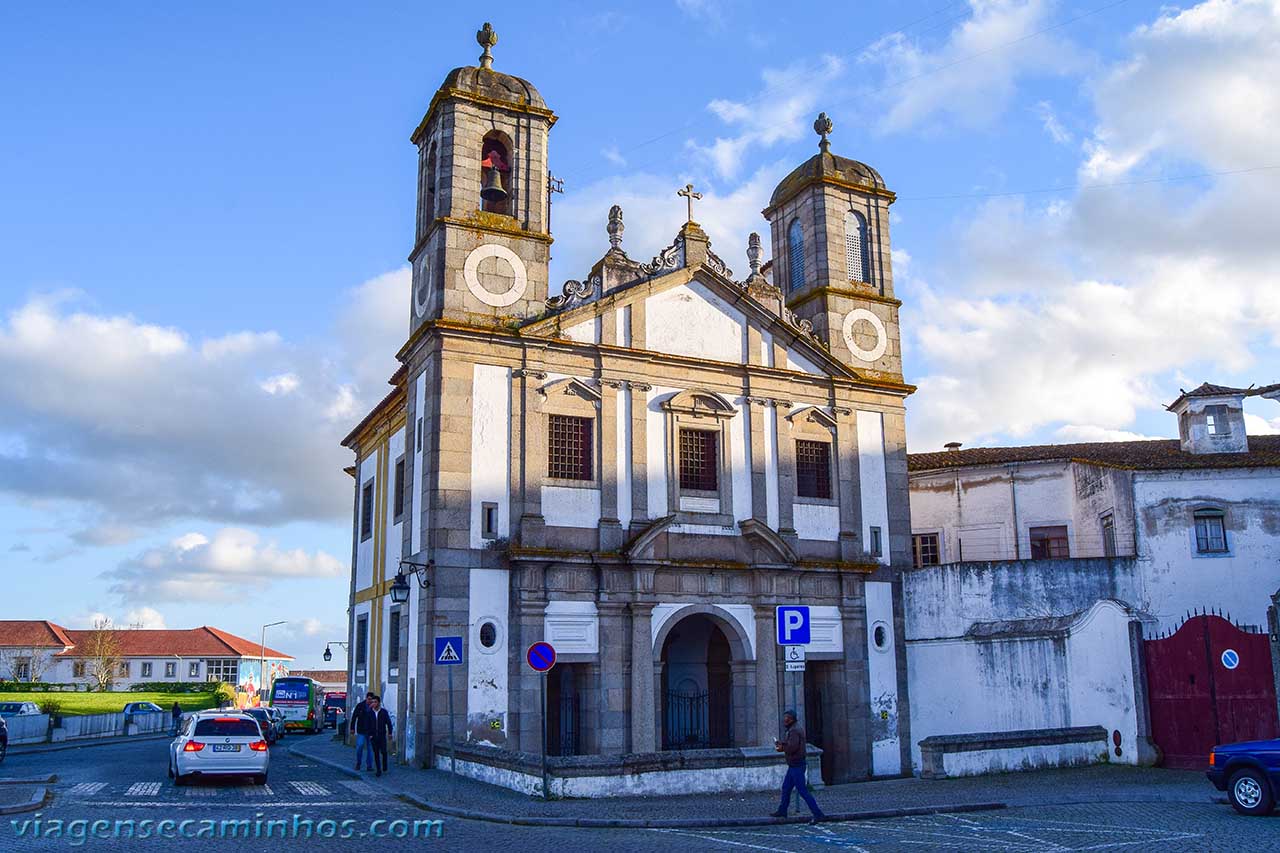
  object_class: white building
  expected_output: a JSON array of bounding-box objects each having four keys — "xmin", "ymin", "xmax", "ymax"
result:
[{"xmin": 908, "ymin": 382, "xmax": 1280, "ymax": 631}]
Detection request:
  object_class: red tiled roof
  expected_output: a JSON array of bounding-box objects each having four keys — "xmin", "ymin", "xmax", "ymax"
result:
[
  {"xmin": 909, "ymin": 435, "xmax": 1280, "ymax": 473},
  {"xmin": 1168, "ymin": 381, "xmax": 1280, "ymax": 410},
  {"xmin": 0, "ymin": 620, "xmax": 74, "ymax": 649},
  {"xmin": 290, "ymin": 670, "xmax": 347, "ymax": 684},
  {"xmin": 57, "ymin": 626, "xmax": 293, "ymax": 660}
]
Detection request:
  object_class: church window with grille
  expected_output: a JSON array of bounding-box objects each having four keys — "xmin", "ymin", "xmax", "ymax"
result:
[
  {"xmin": 1194, "ymin": 508, "xmax": 1227, "ymax": 553},
  {"xmin": 679, "ymin": 429, "xmax": 719, "ymax": 491},
  {"xmin": 548, "ymin": 415, "xmax": 593, "ymax": 481},
  {"xmin": 787, "ymin": 220, "xmax": 805, "ymax": 292},
  {"xmin": 795, "ymin": 439, "xmax": 832, "ymax": 499},
  {"xmin": 845, "ymin": 210, "xmax": 869, "ymax": 283}
]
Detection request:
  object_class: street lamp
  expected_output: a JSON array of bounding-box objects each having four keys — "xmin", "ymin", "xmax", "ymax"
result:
[
  {"xmin": 390, "ymin": 558, "xmax": 433, "ymax": 604},
  {"xmin": 259, "ymin": 620, "xmax": 287, "ymax": 702},
  {"xmin": 322, "ymin": 641, "xmax": 348, "ymax": 663}
]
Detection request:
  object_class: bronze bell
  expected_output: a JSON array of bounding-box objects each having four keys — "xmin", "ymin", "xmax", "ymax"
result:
[{"xmin": 480, "ymin": 165, "xmax": 507, "ymax": 203}]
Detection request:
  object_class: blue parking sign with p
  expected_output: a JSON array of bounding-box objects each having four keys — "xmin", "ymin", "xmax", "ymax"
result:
[{"xmin": 776, "ymin": 605, "xmax": 811, "ymax": 645}]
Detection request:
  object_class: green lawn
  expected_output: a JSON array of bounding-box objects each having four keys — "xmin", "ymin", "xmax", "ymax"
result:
[{"xmin": 1, "ymin": 691, "xmax": 221, "ymax": 716}]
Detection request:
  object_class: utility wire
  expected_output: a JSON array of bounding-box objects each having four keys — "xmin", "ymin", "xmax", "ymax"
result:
[{"xmin": 898, "ymin": 164, "xmax": 1280, "ymax": 202}]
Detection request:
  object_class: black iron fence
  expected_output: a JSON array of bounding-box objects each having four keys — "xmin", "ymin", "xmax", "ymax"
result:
[
  {"xmin": 554, "ymin": 693, "xmax": 580, "ymax": 757},
  {"xmin": 663, "ymin": 689, "xmax": 731, "ymax": 750}
]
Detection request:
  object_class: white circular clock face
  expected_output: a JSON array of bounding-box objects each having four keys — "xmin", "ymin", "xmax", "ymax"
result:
[
  {"xmin": 463, "ymin": 244, "xmax": 528, "ymax": 308},
  {"xmin": 842, "ymin": 308, "xmax": 888, "ymax": 362}
]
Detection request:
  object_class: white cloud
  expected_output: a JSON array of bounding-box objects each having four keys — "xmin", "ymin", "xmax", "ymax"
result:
[
  {"xmin": 1054, "ymin": 424, "xmax": 1165, "ymax": 443},
  {"xmin": 687, "ymin": 56, "xmax": 844, "ymax": 180},
  {"xmin": 861, "ymin": 0, "xmax": 1085, "ymax": 134},
  {"xmin": 105, "ymin": 527, "xmax": 344, "ymax": 603},
  {"xmin": 904, "ymin": 0, "xmax": 1280, "ymax": 451},
  {"xmin": 0, "ymin": 270, "xmax": 405, "ymax": 533},
  {"xmin": 601, "ymin": 145, "xmax": 627, "ymax": 168},
  {"xmin": 1034, "ymin": 100, "xmax": 1071, "ymax": 144},
  {"xmin": 1245, "ymin": 413, "xmax": 1280, "ymax": 435},
  {"xmin": 124, "ymin": 607, "xmax": 167, "ymax": 629}
]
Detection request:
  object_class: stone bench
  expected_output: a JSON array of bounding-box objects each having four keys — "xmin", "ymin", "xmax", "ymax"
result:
[{"xmin": 919, "ymin": 725, "xmax": 1109, "ymax": 779}]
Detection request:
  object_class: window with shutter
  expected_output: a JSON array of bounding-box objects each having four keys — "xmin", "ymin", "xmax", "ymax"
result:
[
  {"xmin": 788, "ymin": 220, "xmax": 805, "ymax": 292},
  {"xmin": 845, "ymin": 210, "xmax": 869, "ymax": 283}
]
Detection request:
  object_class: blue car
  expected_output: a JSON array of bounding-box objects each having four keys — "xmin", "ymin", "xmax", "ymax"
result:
[{"xmin": 1207, "ymin": 739, "xmax": 1280, "ymax": 816}]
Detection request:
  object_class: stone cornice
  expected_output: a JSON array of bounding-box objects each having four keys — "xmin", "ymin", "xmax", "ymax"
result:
[
  {"xmin": 762, "ymin": 174, "xmax": 897, "ymax": 217},
  {"xmin": 785, "ymin": 285, "xmax": 902, "ymax": 313},
  {"xmin": 411, "ymin": 88, "xmax": 558, "ymax": 145}
]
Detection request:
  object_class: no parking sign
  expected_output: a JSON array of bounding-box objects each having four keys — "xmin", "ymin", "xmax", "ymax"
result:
[{"xmin": 1221, "ymin": 648, "xmax": 1240, "ymax": 670}]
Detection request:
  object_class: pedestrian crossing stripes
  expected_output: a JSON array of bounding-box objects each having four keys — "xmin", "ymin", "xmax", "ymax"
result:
[
  {"xmin": 126, "ymin": 782, "xmax": 161, "ymax": 797},
  {"xmin": 289, "ymin": 781, "xmax": 330, "ymax": 797},
  {"xmin": 67, "ymin": 782, "xmax": 107, "ymax": 796},
  {"xmin": 338, "ymin": 780, "xmax": 378, "ymax": 796}
]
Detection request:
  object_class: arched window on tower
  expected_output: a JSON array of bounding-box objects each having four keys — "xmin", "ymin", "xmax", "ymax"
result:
[
  {"xmin": 480, "ymin": 132, "xmax": 513, "ymax": 216},
  {"xmin": 425, "ymin": 142, "xmax": 438, "ymax": 222},
  {"xmin": 787, "ymin": 219, "xmax": 805, "ymax": 292},
  {"xmin": 845, "ymin": 210, "xmax": 869, "ymax": 284}
]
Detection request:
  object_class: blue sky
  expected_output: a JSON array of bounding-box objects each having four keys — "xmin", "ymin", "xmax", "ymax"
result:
[{"xmin": 2, "ymin": 1, "xmax": 1277, "ymax": 667}]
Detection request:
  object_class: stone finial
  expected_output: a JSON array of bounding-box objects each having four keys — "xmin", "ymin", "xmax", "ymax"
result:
[
  {"xmin": 747, "ymin": 232, "xmax": 763, "ymax": 276},
  {"xmin": 477, "ymin": 22, "xmax": 498, "ymax": 70},
  {"xmin": 607, "ymin": 204, "xmax": 624, "ymax": 250},
  {"xmin": 814, "ymin": 112, "xmax": 833, "ymax": 153}
]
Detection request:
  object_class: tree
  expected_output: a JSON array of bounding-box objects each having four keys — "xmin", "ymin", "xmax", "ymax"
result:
[
  {"xmin": 85, "ymin": 619, "xmax": 123, "ymax": 692},
  {"xmin": 0, "ymin": 648, "xmax": 54, "ymax": 683}
]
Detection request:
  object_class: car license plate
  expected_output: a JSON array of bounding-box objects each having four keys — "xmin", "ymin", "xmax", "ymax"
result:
[{"xmin": 212, "ymin": 744, "xmax": 240, "ymax": 752}]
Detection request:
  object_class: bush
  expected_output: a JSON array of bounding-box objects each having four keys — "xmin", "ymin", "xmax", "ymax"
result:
[
  {"xmin": 211, "ymin": 682, "xmax": 236, "ymax": 706},
  {"xmin": 0, "ymin": 681, "xmax": 68, "ymax": 693},
  {"xmin": 38, "ymin": 697, "xmax": 63, "ymax": 716},
  {"xmin": 127, "ymin": 682, "xmax": 217, "ymax": 694}
]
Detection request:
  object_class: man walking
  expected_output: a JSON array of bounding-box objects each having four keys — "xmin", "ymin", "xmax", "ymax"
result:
[
  {"xmin": 352, "ymin": 694, "xmax": 374, "ymax": 772},
  {"xmin": 368, "ymin": 694, "xmax": 394, "ymax": 778},
  {"xmin": 771, "ymin": 709, "xmax": 825, "ymax": 821},
  {"xmin": 170, "ymin": 701, "xmax": 182, "ymax": 736}
]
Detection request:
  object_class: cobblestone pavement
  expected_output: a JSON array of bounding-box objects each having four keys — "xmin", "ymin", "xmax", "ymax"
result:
[{"xmin": 2, "ymin": 737, "xmax": 1276, "ymax": 851}]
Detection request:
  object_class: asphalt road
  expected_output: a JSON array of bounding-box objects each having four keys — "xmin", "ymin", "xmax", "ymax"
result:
[{"xmin": 2, "ymin": 738, "xmax": 1277, "ymax": 851}]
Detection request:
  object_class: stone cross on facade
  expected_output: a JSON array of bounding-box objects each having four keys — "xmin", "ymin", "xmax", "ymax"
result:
[{"xmin": 677, "ymin": 183, "xmax": 703, "ymax": 224}]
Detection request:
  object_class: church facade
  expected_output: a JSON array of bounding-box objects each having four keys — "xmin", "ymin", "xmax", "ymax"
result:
[{"xmin": 343, "ymin": 24, "xmax": 915, "ymax": 793}]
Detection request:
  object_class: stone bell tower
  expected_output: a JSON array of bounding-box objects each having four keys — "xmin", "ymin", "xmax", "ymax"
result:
[
  {"xmin": 407, "ymin": 23, "xmax": 556, "ymax": 333},
  {"xmin": 762, "ymin": 113, "xmax": 902, "ymax": 380}
]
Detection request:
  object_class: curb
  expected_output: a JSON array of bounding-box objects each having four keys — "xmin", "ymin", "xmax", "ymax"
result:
[
  {"xmin": 0, "ymin": 776, "xmax": 57, "ymax": 785},
  {"xmin": 397, "ymin": 793, "xmax": 1006, "ymax": 828},
  {"xmin": 8, "ymin": 733, "xmax": 174, "ymax": 756},
  {"xmin": 0, "ymin": 787, "xmax": 49, "ymax": 816},
  {"xmin": 289, "ymin": 742, "xmax": 1010, "ymax": 829}
]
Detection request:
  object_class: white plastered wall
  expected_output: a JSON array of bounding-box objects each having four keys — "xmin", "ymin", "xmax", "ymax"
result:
[
  {"xmin": 865, "ymin": 580, "xmax": 901, "ymax": 775},
  {"xmin": 470, "ymin": 364, "xmax": 511, "ymax": 548},
  {"xmin": 857, "ymin": 411, "xmax": 890, "ymax": 564}
]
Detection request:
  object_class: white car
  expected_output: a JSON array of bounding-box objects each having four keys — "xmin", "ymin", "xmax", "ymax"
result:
[
  {"xmin": 0, "ymin": 702, "xmax": 41, "ymax": 718},
  {"xmin": 168, "ymin": 711, "xmax": 269, "ymax": 785}
]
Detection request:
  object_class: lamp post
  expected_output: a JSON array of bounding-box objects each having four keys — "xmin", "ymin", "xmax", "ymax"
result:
[
  {"xmin": 322, "ymin": 641, "xmax": 348, "ymax": 663},
  {"xmin": 259, "ymin": 621, "xmax": 287, "ymax": 702}
]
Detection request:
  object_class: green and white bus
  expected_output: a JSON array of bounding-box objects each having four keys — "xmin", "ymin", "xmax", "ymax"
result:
[{"xmin": 270, "ymin": 676, "xmax": 325, "ymax": 733}]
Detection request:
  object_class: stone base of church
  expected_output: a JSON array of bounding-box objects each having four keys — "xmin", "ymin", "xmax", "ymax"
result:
[{"xmin": 433, "ymin": 740, "xmax": 823, "ymax": 798}]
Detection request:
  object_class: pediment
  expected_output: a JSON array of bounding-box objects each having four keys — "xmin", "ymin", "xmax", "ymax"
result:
[{"xmin": 524, "ymin": 260, "xmax": 853, "ymax": 380}]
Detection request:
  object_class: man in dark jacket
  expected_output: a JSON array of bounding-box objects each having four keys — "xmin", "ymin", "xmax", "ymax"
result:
[
  {"xmin": 351, "ymin": 694, "xmax": 374, "ymax": 772},
  {"xmin": 368, "ymin": 694, "xmax": 394, "ymax": 777},
  {"xmin": 770, "ymin": 710, "xmax": 824, "ymax": 821}
]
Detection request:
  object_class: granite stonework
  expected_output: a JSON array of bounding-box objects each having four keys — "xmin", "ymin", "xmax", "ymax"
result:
[{"xmin": 345, "ymin": 24, "xmax": 918, "ymax": 795}]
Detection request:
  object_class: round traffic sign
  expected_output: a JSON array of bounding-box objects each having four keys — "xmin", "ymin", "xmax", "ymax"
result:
[
  {"xmin": 1221, "ymin": 648, "xmax": 1240, "ymax": 670},
  {"xmin": 527, "ymin": 641, "xmax": 556, "ymax": 672}
]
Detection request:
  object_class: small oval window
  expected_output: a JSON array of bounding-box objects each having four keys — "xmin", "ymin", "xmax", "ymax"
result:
[
  {"xmin": 872, "ymin": 624, "xmax": 889, "ymax": 651},
  {"xmin": 479, "ymin": 622, "xmax": 497, "ymax": 649}
]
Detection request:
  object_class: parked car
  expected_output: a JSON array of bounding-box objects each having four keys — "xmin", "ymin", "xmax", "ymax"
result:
[
  {"xmin": 1207, "ymin": 738, "xmax": 1280, "ymax": 816},
  {"xmin": 323, "ymin": 692, "xmax": 347, "ymax": 729},
  {"xmin": 244, "ymin": 707, "xmax": 280, "ymax": 744},
  {"xmin": 0, "ymin": 702, "xmax": 41, "ymax": 718},
  {"xmin": 123, "ymin": 702, "xmax": 166, "ymax": 715},
  {"xmin": 267, "ymin": 707, "xmax": 287, "ymax": 738},
  {"xmin": 168, "ymin": 711, "xmax": 269, "ymax": 786},
  {"xmin": 0, "ymin": 716, "xmax": 8, "ymax": 763}
]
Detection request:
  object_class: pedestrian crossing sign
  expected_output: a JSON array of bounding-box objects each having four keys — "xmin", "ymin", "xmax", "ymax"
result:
[{"xmin": 434, "ymin": 636, "xmax": 464, "ymax": 666}]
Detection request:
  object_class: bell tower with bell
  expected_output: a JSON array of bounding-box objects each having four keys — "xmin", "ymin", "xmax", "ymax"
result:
[
  {"xmin": 762, "ymin": 114, "xmax": 902, "ymax": 381},
  {"xmin": 407, "ymin": 23, "xmax": 557, "ymax": 334}
]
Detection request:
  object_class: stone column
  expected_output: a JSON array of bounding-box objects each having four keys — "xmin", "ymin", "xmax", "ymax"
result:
[
  {"xmin": 630, "ymin": 603, "xmax": 656, "ymax": 753},
  {"xmin": 774, "ymin": 402, "xmax": 798, "ymax": 546},
  {"xmin": 834, "ymin": 406, "xmax": 863, "ymax": 561},
  {"xmin": 840, "ymin": 575, "xmax": 870, "ymax": 780},
  {"xmin": 730, "ymin": 660, "xmax": 756, "ymax": 747},
  {"xmin": 754, "ymin": 605, "xmax": 780, "ymax": 746},
  {"xmin": 596, "ymin": 602, "xmax": 630, "ymax": 754},
  {"xmin": 598, "ymin": 382, "xmax": 623, "ymax": 551},
  {"xmin": 630, "ymin": 383, "xmax": 650, "ymax": 524}
]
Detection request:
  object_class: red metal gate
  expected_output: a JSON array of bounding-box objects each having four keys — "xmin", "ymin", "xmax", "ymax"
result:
[{"xmin": 1144, "ymin": 613, "xmax": 1279, "ymax": 770}]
